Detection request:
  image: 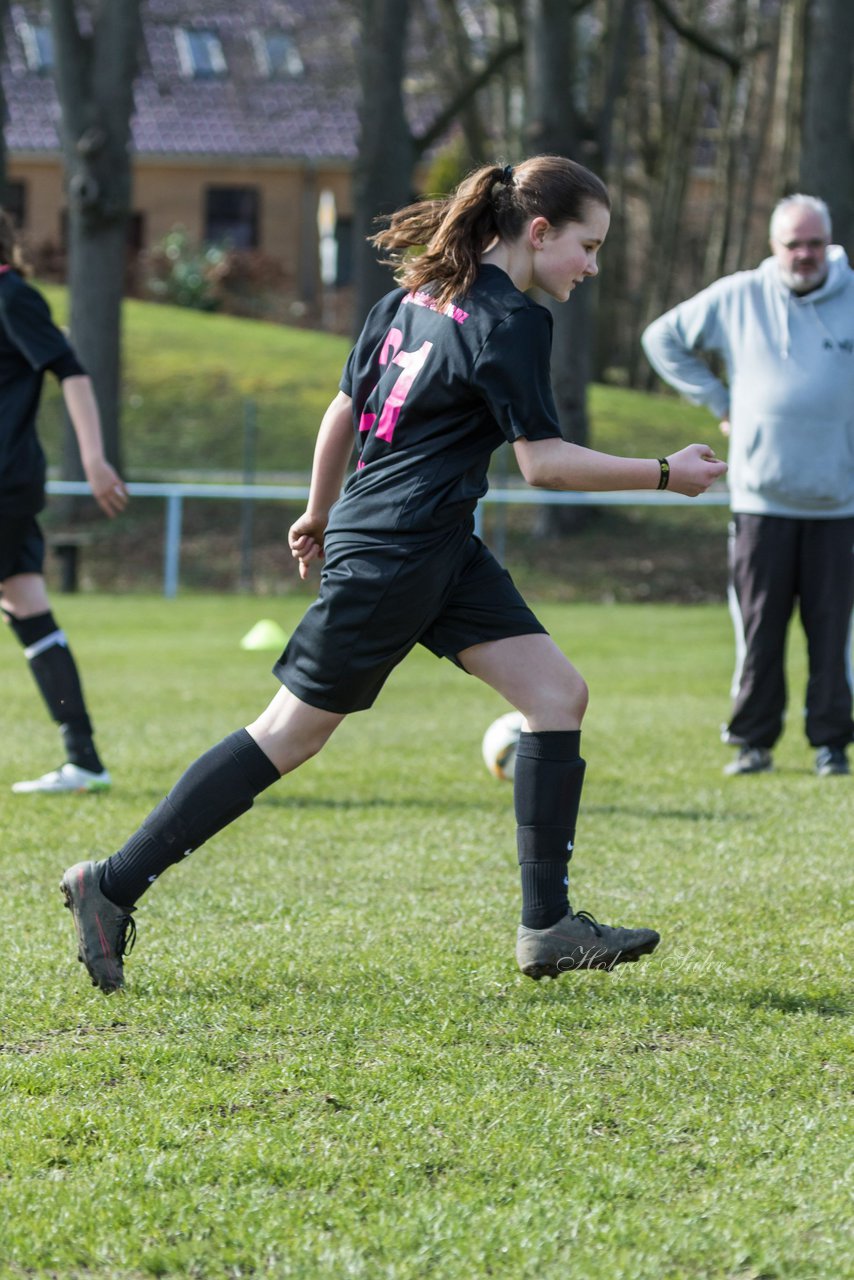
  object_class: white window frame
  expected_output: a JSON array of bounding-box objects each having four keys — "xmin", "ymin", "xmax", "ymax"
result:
[
  {"xmin": 175, "ymin": 28, "xmax": 227, "ymax": 79},
  {"xmin": 18, "ymin": 21, "xmax": 54, "ymax": 72},
  {"xmin": 250, "ymin": 30, "xmax": 303, "ymax": 78}
]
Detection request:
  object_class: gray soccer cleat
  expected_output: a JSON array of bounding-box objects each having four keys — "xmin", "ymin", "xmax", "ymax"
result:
[
  {"xmin": 60, "ymin": 860, "xmax": 136, "ymax": 993},
  {"xmin": 724, "ymin": 747, "xmax": 773, "ymax": 776},
  {"xmin": 516, "ymin": 909, "xmax": 660, "ymax": 980},
  {"xmin": 815, "ymin": 746, "xmax": 850, "ymax": 777}
]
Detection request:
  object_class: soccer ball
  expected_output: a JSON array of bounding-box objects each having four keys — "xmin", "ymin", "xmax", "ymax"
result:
[{"xmin": 481, "ymin": 711, "xmax": 524, "ymax": 781}]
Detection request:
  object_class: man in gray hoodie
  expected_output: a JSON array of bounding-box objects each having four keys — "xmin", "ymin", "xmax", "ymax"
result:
[{"xmin": 642, "ymin": 194, "xmax": 854, "ymax": 777}]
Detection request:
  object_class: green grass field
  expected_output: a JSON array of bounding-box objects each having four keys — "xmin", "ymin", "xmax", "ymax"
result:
[{"xmin": 0, "ymin": 596, "xmax": 850, "ymax": 1279}]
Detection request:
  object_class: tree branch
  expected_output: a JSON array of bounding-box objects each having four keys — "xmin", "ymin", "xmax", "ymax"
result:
[
  {"xmin": 414, "ymin": 37, "xmax": 523, "ymax": 156},
  {"xmin": 648, "ymin": 0, "xmax": 767, "ymax": 73}
]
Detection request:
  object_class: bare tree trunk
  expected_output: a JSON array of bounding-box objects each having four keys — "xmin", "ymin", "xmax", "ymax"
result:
[
  {"xmin": 352, "ymin": 0, "xmax": 416, "ymax": 333},
  {"xmin": 524, "ymin": 0, "xmax": 589, "ymax": 447},
  {"xmin": 595, "ymin": 84, "xmax": 631, "ymax": 380},
  {"xmin": 351, "ymin": 0, "xmax": 524, "ymax": 332},
  {"xmin": 524, "ymin": 0, "xmax": 596, "ymax": 534},
  {"xmin": 628, "ymin": 4, "xmax": 704, "ymax": 387},
  {"xmin": 437, "ymin": 0, "xmax": 488, "ymax": 165},
  {"xmin": 769, "ymin": 0, "xmax": 808, "ymax": 197},
  {"xmin": 701, "ymin": 19, "xmax": 741, "ymax": 281},
  {"xmin": 49, "ymin": 0, "xmax": 142, "ymax": 478},
  {"xmin": 495, "ymin": 0, "xmax": 526, "ymax": 158},
  {"xmin": 800, "ymin": 0, "xmax": 854, "ymax": 250},
  {"xmin": 595, "ymin": 0, "xmax": 636, "ymax": 171},
  {"xmin": 592, "ymin": 0, "xmax": 636, "ymax": 379},
  {"xmin": 729, "ymin": 8, "xmax": 781, "ymax": 270},
  {"xmin": 0, "ymin": 0, "xmax": 9, "ymax": 204}
]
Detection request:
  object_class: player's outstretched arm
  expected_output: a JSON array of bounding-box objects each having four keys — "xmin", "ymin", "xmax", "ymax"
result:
[
  {"xmin": 62, "ymin": 374, "xmax": 128, "ymax": 518},
  {"xmin": 289, "ymin": 391, "xmax": 354, "ymax": 580},
  {"xmin": 513, "ymin": 437, "xmax": 727, "ymax": 497}
]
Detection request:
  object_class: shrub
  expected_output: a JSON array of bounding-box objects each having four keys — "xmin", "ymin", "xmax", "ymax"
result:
[
  {"xmin": 143, "ymin": 227, "xmax": 295, "ymax": 319},
  {"xmin": 143, "ymin": 227, "xmax": 226, "ymax": 311}
]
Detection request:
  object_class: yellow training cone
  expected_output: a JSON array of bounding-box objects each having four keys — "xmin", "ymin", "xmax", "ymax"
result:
[{"xmin": 240, "ymin": 619, "xmax": 288, "ymax": 651}]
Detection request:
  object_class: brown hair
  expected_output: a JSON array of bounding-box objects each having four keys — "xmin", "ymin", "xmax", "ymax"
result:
[
  {"xmin": 0, "ymin": 209, "xmax": 30, "ymax": 275},
  {"xmin": 370, "ymin": 154, "xmax": 610, "ymax": 310}
]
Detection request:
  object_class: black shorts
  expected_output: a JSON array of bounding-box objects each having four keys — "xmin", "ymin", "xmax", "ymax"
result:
[
  {"xmin": 0, "ymin": 515, "xmax": 45, "ymax": 582},
  {"xmin": 274, "ymin": 525, "xmax": 547, "ymax": 713}
]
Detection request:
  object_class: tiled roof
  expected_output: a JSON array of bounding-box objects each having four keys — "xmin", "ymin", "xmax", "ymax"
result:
[{"xmin": 3, "ymin": 0, "xmax": 384, "ymax": 161}]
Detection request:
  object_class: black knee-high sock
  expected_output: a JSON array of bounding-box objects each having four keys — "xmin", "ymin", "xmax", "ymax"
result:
[
  {"xmin": 514, "ymin": 730, "xmax": 586, "ymax": 929},
  {"xmin": 100, "ymin": 729, "xmax": 281, "ymax": 907},
  {"xmin": 5, "ymin": 609, "xmax": 103, "ymax": 772}
]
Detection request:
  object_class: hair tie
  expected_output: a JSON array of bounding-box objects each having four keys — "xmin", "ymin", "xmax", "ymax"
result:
[{"xmin": 500, "ymin": 164, "xmax": 515, "ymax": 186}]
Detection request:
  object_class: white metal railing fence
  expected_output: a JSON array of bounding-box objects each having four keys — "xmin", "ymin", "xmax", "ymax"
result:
[{"xmin": 46, "ymin": 479, "xmax": 731, "ymax": 598}]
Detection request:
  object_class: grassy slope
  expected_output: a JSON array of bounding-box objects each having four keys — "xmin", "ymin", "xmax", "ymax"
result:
[
  {"xmin": 38, "ymin": 286, "xmax": 352, "ymax": 476},
  {"xmin": 0, "ymin": 597, "xmax": 850, "ymax": 1279}
]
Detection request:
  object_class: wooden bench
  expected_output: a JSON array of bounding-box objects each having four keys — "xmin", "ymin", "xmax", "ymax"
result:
[{"xmin": 48, "ymin": 531, "xmax": 94, "ymax": 593}]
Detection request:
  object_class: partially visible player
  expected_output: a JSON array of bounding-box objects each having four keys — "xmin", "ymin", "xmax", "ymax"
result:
[
  {"xmin": 60, "ymin": 155, "xmax": 726, "ymax": 993},
  {"xmin": 0, "ymin": 209, "xmax": 128, "ymax": 793}
]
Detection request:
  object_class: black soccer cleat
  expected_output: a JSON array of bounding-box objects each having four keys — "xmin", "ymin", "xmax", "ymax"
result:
[
  {"xmin": 516, "ymin": 908, "xmax": 660, "ymax": 980},
  {"xmin": 60, "ymin": 860, "xmax": 136, "ymax": 993}
]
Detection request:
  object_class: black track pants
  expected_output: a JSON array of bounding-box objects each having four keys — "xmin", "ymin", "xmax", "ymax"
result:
[{"xmin": 726, "ymin": 513, "xmax": 854, "ymax": 749}]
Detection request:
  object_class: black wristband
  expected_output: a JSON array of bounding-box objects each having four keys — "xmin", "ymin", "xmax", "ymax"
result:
[{"xmin": 657, "ymin": 457, "xmax": 670, "ymax": 490}]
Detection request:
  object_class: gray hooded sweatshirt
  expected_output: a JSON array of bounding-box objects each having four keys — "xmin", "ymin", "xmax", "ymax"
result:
[{"xmin": 642, "ymin": 245, "xmax": 854, "ymax": 518}]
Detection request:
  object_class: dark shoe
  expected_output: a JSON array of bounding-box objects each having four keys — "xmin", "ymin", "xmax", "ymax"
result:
[
  {"xmin": 516, "ymin": 909, "xmax": 660, "ymax": 980},
  {"xmin": 724, "ymin": 746, "xmax": 773, "ymax": 776},
  {"xmin": 815, "ymin": 746, "xmax": 850, "ymax": 777},
  {"xmin": 60, "ymin": 860, "xmax": 136, "ymax": 993}
]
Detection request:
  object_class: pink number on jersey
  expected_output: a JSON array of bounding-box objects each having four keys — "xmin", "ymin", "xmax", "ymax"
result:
[
  {"xmin": 373, "ymin": 327, "xmax": 434, "ymax": 443},
  {"xmin": 356, "ymin": 327, "xmax": 434, "ymax": 467}
]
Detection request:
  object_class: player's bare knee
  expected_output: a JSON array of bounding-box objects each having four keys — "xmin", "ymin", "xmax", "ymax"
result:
[
  {"xmin": 521, "ymin": 670, "xmax": 588, "ymax": 728},
  {"xmin": 563, "ymin": 671, "xmax": 589, "ymax": 722},
  {"xmin": 545, "ymin": 669, "xmax": 588, "ymax": 724}
]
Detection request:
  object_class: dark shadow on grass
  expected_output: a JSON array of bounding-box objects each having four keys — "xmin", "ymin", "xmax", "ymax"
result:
[
  {"xmin": 584, "ymin": 804, "xmax": 749, "ymax": 824},
  {"xmin": 131, "ymin": 786, "xmax": 502, "ymax": 814},
  {"xmin": 744, "ymin": 988, "xmax": 851, "ymax": 1018},
  {"xmin": 525, "ymin": 980, "xmax": 852, "ymax": 1021},
  {"xmin": 260, "ymin": 793, "xmax": 503, "ymax": 814},
  {"xmin": 130, "ymin": 786, "xmax": 744, "ymax": 826},
  {"xmin": 266, "ymin": 796, "xmax": 741, "ymax": 823}
]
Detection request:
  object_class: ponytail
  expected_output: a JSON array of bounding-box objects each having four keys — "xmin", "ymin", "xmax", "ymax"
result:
[{"xmin": 370, "ymin": 155, "xmax": 610, "ymax": 311}]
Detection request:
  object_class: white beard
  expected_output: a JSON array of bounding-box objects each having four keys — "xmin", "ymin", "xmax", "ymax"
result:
[{"xmin": 780, "ymin": 264, "xmax": 828, "ymax": 294}]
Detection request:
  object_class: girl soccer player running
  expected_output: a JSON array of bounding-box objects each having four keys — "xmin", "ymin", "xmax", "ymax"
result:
[
  {"xmin": 0, "ymin": 210, "xmax": 127, "ymax": 795},
  {"xmin": 61, "ymin": 156, "xmax": 726, "ymax": 992}
]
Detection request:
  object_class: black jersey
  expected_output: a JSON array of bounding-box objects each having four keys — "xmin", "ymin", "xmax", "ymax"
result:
[
  {"xmin": 332, "ymin": 264, "xmax": 563, "ymax": 536},
  {"xmin": 0, "ymin": 271, "xmax": 82, "ymax": 517}
]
